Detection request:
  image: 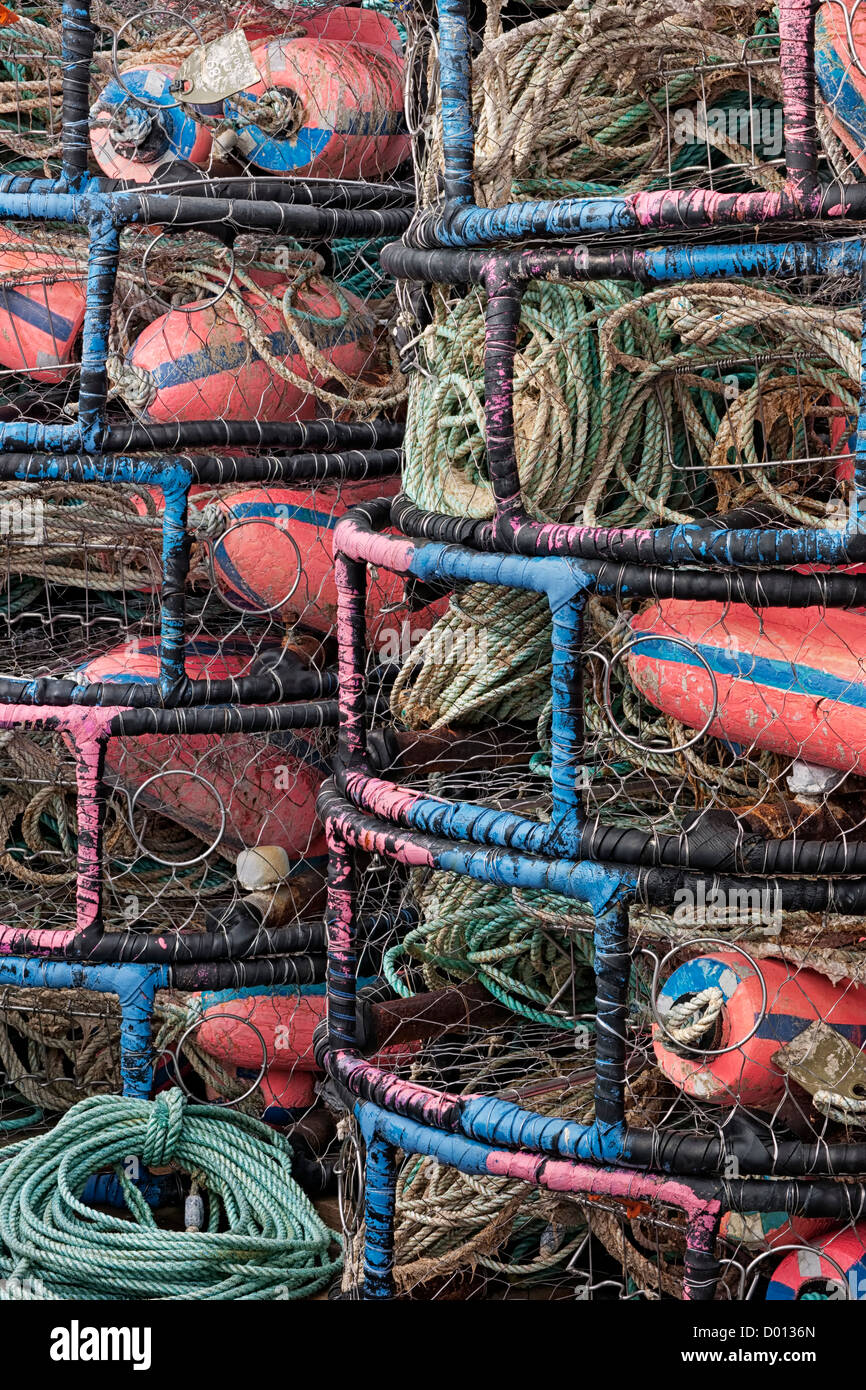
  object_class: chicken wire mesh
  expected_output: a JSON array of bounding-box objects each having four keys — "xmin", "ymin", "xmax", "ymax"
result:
[{"xmin": 1, "ymin": 0, "xmax": 866, "ymax": 1314}]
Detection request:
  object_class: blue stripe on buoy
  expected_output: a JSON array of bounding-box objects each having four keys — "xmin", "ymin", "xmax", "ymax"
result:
[
  {"xmin": 765, "ymin": 1280, "xmax": 796, "ymax": 1301},
  {"xmin": 0, "ymin": 286, "xmax": 76, "ymax": 342},
  {"xmin": 660, "ymin": 958, "xmax": 866, "ymax": 1048},
  {"xmin": 220, "ymin": 500, "xmax": 340, "ymax": 531},
  {"xmin": 816, "ymin": 10, "xmax": 866, "ymax": 152},
  {"xmin": 633, "ymin": 635, "xmax": 866, "ymax": 709},
  {"xmin": 212, "ymin": 502, "xmax": 338, "ymax": 609},
  {"xmin": 96, "ymin": 73, "xmax": 201, "ymax": 162},
  {"xmin": 137, "ymin": 318, "xmax": 360, "ymax": 392},
  {"xmin": 199, "ymin": 976, "xmax": 376, "ymax": 1009}
]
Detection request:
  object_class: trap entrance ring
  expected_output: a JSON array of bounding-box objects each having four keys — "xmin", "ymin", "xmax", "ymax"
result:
[
  {"xmin": 648, "ymin": 937, "xmax": 769, "ymax": 1058},
  {"xmin": 140, "ymin": 232, "xmax": 237, "ymax": 314},
  {"xmin": 170, "ymin": 1011, "xmax": 269, "ymax": 1107},
  {"xmin": 127, "ymin": 769, "xmax": 227, "ymax": 868},
  {"xmin": 597, "ymin": 635, "xmax": 720, "ymax": 755},
  {"xmin": 208, "ymin": 515, "xmax": 304, "ymax": 616},
  {"xmin": 109, "ymin": 12, "xmax": 207, "ymax": 110}
]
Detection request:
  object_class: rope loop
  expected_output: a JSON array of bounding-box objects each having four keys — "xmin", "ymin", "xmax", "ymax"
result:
[
  {"xmin": 141, "ymin": 1087, "xmax": 185, "ymax": 1168},
  {"xmin": 663, "ymin": 986, "xmax": 725, "ymax": 1046}
]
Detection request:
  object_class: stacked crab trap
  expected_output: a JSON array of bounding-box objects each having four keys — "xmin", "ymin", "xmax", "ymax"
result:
[
  {"xmin": 0, "ymin": 0, "xmax": 413, "ymax": 1300},
  {"xmin": 2, "ymin": 0, "xmax": 866, "ymax": 1310},
  {"xmin": 320, "ymin": 0, "xmax": 866, "ymax": 1302}
]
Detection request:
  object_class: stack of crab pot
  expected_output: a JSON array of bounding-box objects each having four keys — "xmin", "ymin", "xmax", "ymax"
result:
[
  {"xmin": 0, "ymin": 0, "xmax": 421, "ymax": 1298},
  {"xmin": 312, "ymin": 0, "xmax": 866, "ymax": 1303}
]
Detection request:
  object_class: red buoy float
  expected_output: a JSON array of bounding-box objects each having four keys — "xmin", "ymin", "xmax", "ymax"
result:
[
  {"xmin": 219, "ymin": 8, "xmax": 409, "ymax": 179},
  {"xmin": 816, "ymin": 1, "xmax": 866, "ymax": 175},
  {"xmin": 211, "ymin": 475, "xmax": 433, "ymax": 640},
  {"xmin": 628, "ymin": 599, "xmax": 866, "ymax": 775},
  {"xmin": 719, "ymin": 1209, "xmax": 835, "ymax": 1250},
  {"xmin": 76, "ymin": 636, "xmax": 327, "ymax": 860},
  {"xmin": 90, "ymin": 8, "xmax": 407, "ymax": 183},
  {"xmin": 767, "ymin": 1223, "xmax": 866, "ymax": 1300},
  {"xmin": 195, "ymin": 987, "xmax": 418, "ymax": 1113},
  {"xmin": 127, "ymin": 275, "xmax": 375, "ymax": 424},
  {"xmin": 653, "ymin": 951, "xmax": 866, "ymax": 1110},
  {"xmin": 0, "ymin": 228, "xmax": 85, "ymax": 382},
  {"xmin": 90, "ymin": 64, "xmax": 215, "ymax": 183}
]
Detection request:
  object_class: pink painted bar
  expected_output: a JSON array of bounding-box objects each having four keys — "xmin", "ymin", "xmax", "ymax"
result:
[{"xmin": 0, "ymin": 704, "xmax": 122, "ymax": 953}]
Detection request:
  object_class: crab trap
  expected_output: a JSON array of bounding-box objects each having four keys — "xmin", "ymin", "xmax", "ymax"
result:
[
  {"xmin": 298, "ymin": 210, "xmax": 866, "ymax": 1301},
  {"xmin": 4, "ymin": 0, "xmax": 866, "ymax": 1313},
  {"xmin": 397, "ymin": 0, "xmax": 866, "ymax": 247},
  {"xmin": 0, "ymin": 0, "xmax": 417, "ymax": 1288}
]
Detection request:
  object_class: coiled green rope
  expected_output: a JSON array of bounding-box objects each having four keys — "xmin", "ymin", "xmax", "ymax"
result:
[
  {"xmin": 385, "ymin": 875, "xmax": 597, "ymax": 1027},
  {"xmin": 0, "ymin": 1092, "xmax": 341, "ymax": 1300}
]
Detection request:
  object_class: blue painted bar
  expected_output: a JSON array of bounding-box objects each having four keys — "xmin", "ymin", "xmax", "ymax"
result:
[
  {"xmin": 441, "ymin": 196, "xmax": 634, "ymax": 245},
  {"xmin": 361, "ymin": 1134, "xmax": 398, "ymax": 1298},
  {"xmin": 158, "ymin": 478, "xmax": 192, "ymax": 695},
  {"xmin": 0, "ymin": 957, "xmax": 169, "ymax": 1097},
  {"xmin": 77, "ymin": 216, "xmax": 119, "ymax": 447},
  {"xmin": 633, "ymin": 238, "xmax": 865, "ymax": 282},
  {"xmin": 548, "ymin": 586, "xmax": 591, "ymax": 845}
]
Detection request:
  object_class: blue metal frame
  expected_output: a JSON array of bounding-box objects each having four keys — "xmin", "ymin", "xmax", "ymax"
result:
[{"xmin": 0, "ymin": 956, "xmax": 169, "ymax": 1097}]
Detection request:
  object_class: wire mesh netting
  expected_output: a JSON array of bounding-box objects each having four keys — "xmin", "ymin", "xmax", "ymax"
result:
[{"xmin": 0, "ymin": 0, "xmax": 866, "ymax": 1311}]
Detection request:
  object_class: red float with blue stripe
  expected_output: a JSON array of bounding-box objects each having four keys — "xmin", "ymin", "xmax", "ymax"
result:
[
  {"xmin": 719, "ymin": 1209, "xmax": 835, "ymax": 1249},
  {"xmin": 628, "ymin": 598, "xmax": 866, "ymax": 775},
  {"xmin": 194, "ymin": 983, "xmax": 418, "ymax": 1116},
  {"xmin": 89, "ymin": 64, "xmax": 214, "ymax": 183},
  {"xmin": 0, "ymin": 228, "xmax": 85, "ymax": 381},
  {"xmin": 90, "ymin": 8, "xmax": 408, "ymax": 183},
  {"xmin": 653, "ymin": 951, "xmax": 866, "ymax": 1109},
  {"xmin": 766, "ymin": 1223, "xmax": 866, "ymax": 1299},
  {"xmin": 127, "ymin": 275, "xmax": 375, "ymax": 424},
  {"xmin": 76, "ymin": 636, "xmax": 327, "ymax": 861},
  {"xmin": 221, "ymin": 8, "xmax": 409, "ymax": 179},
  {"xmin": 211, "ymin": 475, "xmax": 419, "ymax": 638},
  {"xmin": 816, "ymin": 1, "xmax": 866, "ymax": 175}
]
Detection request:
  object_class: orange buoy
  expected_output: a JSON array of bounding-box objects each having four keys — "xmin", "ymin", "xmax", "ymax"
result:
[
  {"xmin": 220, "ymin": 8, "xmax": 409, "ymax": 178},
  {"xmin": 653, "ymin": 951, "xmax": 866, "ymax": 1110},
  {"xmin": 0, "ymin": 228, "xmax": 85, "ymax": 381},
  {"xmin": 196, "ymin": 986, "xmax": 419, "ymax": 1114},
  {"xmin": 628, "ymin": 599, "xmax": 866, "ymax": 775},
  {"xmin": 90, "ymin": 64, "xmax": 214, "ymax": 183},
  {"xmin": 719, "ymin": 1209, "xmax": 835, "ymax": 1250},
  {"xmin": 211, "ymin": 475, "xmax": 427, "ymax": 640},
  {"xmin": 816, "ymin": 1, "xmax": 866, "ymax": 175},
  {"xmin": 767, "ymin": 1224, "xmax": 866, "ymax": 1300},
  {"xmin": 127, "ymin": 276, "xmax": 375, "ymax": 424},
  {"xmin": 90, "ymin": 9, "xmax": 408, "ymax": 183}
]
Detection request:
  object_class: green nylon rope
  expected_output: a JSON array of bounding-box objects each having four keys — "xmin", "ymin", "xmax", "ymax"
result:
[
  {"xmin": 0, "ymin": 1091, "xmax": 341, "ymax": 1300},
  {"xmin": 385, "ymin": 876, "xmax": 597, "ymax": 1028}
]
